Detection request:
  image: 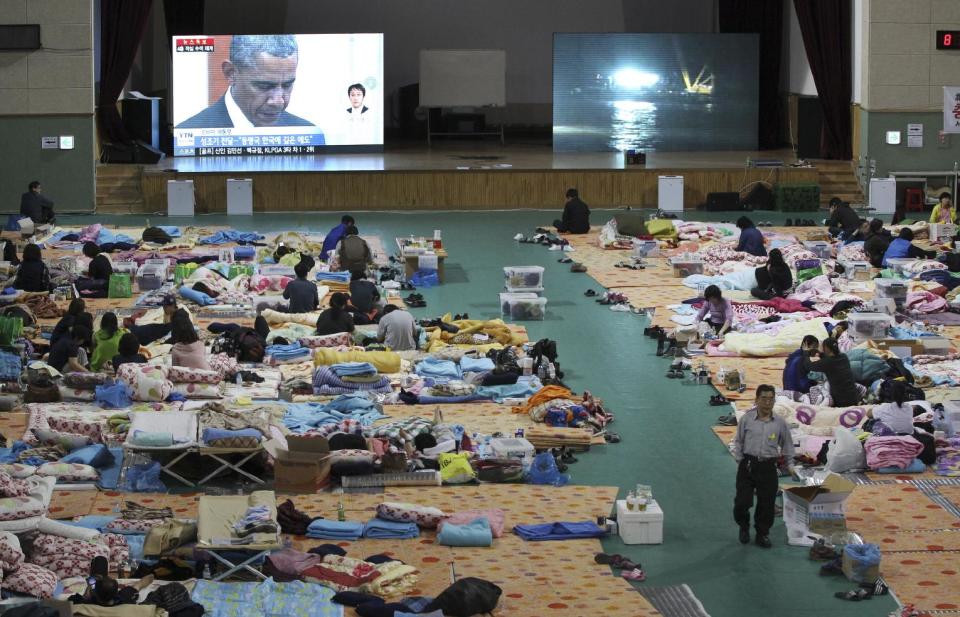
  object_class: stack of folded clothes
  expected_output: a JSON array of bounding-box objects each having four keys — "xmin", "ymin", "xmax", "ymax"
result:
[
  {"xmin": 315, "ymin": 271, "xmax": 352, "ymax": 294},
  {"xmin": 233, "ymin": 505, "xmax": 278, "ymax": 537},
  {"xmin": 313, "ymin": 364, "xmax": 391, "ymax": 395},
  {"xmin": 306, "ymin": 519, "xmax": 365, "ymax": 540}
]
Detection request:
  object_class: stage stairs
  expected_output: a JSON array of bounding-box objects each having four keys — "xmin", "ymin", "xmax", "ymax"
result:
[
  {"xmin": 813, "ymin": 159, "xmax": 864, "ymax": 208},
  {"xmin": 96, "ymin": 164, "xmax": 145, "ymax": 213}
]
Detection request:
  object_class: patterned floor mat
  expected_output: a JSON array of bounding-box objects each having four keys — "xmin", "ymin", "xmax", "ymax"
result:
[
  {"xmin": 845, "ymin": 485, "xmax": 960, "ymax": 534},
  {"xmin": 48, "ymin": 489, "xmax": 98, "ymax": 519},
  {"xmin": 876, "ymin": 551, "xmax": 960, "ymax": 612},
  {"xmin": 638, "ymin": 584, "xmax": 711, "ymax": 617}
]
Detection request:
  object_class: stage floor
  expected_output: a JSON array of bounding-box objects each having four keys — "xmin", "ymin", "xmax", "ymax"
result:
[{"xmin": 148, "ymin": 142, "xmax": 801, "ymax": 174}]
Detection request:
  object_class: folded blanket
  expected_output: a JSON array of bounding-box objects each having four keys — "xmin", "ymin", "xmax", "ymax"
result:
[
  {"xmin": 437, "ymin": 517, "xmax": 493, "ymax": 547},
  {"xmin": 313, "ymin": 348, "xmax": 401, "ymax": 374},
  {"xmin": 460, "ymin": 356, "xmax": 495, "ymax": 373},
  {"xmin": 415, "ymin": 357, "xmax": 462, "ymax": 381},
  {"xmin": 313, "ymin": 366, "xmax": 391, "ymax": 395},
  {"xmin": 362, "ymin": 518, "xmax": 420, "ymax": 540},
  {"xmin": 306, "ymin": 519, "xmax": 364, "ymax": 540},
  {"xmin": 267, "ymin": 343, "xmax": 311, "ymax": 361},
  {"xmin": 513, "ymin": 521, "xmax": 606, "ymax": 541},
  {"xmin": 201, "ymin": 427, "xmax": 262, "ymax": 444},
  {"xmin": 438, "ymin": 509, "xmax": 506, "ymax": 538},
  {"xmin": 331, "ymin": 362, "xmax": 377, "ymax": 377}
]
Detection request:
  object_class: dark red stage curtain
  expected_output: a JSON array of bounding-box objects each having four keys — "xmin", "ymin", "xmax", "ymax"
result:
[
  {"xmin": 718, "ymin": 0, "xmax": 784, "ymax": 150},
  {"xmin": 164, "ymin": 0, "xmax": 205, "ymax": 43},
  {"xmin": 793, "ymin": 0, "xmax": 852, "ymax": 160},
  {"xmin": 97, "ymin": 0, "xmax": 154, "ymax": 144}
]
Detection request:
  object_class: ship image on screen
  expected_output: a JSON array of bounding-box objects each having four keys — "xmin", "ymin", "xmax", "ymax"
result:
[
  {"xmin": 173, "ymin": 33, "xmax": 383, "ymax": 156},
  {"xmin": 553, "ymin": 33, "xmax": 758, "ymax": 153}
]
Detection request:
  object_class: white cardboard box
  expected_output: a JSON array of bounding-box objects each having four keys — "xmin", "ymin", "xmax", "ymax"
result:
[{"xmin": 616, "ymin": 499, "xmax": 663, "ymax": 544}]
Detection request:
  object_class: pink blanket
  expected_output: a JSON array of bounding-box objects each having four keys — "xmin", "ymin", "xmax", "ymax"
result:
[{"xmin": 865, "ymin": 435, "xmax": 924, "ymax": 469}]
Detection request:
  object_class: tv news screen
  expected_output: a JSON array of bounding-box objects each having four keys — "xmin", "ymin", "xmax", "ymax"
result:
[
  {"xmin": 172, "ymin": 33, "xmax": 383, "ymax": 156},
  {"xmin": 553, "ymin": 33, "xmax": 758, "ymax": 153}
]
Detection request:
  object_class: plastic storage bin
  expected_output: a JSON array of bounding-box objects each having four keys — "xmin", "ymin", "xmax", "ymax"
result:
[
  {"xmin": 501, "ymin": 295, "xmax": 547, "ymax": 321},
  {"xmin": 112, "ymin": 261, "xmax": 138, "ymax": 277},
  {"xmin": 500, "ymin": 292, "xmax": 538, "ymax": 316},
  {"xmin": 136, "ymin": 264, "xmax": 167, "ymax": 291},
  {"xmin": 503, "ymin": 266, "xmax": 544, "ymax": 291},
  {"xmin": 843, "ymin": 261, "xmax": 872, "ymax": 281},
  {"xmin": 885, "ymin": 258, "xmax": 917, "ymax": 277},
  {"xmin": 848, "ymin": 312, "xmax": 891, "ymax": 341},
  {"xmin": 802, "ymin": 241, "xmax": 831, "ymax": 259},
  {"xmin": 874, "ymin": 278, "xmax": 908, "ymax": 302},
  {"xmin": 616, "ymin": 499, "xmax": 663, "ymax": 544},
  {"xmin": 633, "ymin": 240, "xmax": 660, "ymax": 258},
  {"xmin": 670, "ymin": 259, "xmax": 704, "ymax": 277},
  {"xmin": 488, "ymin": 437, "xmax": 534, "ymax": 459}
]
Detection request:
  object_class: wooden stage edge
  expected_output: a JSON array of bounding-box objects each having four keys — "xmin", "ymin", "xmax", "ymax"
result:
[{"xmin": 133, "ymin": 166, "xmax": 817, "ymax": 213}]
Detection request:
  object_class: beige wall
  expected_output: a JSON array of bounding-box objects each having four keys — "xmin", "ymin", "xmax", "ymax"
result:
[
  {"xmin": 863, "ymin": 0, "xmax": 960, "ymax": 111},
  {"xmin": 0, "ymin": 0, "xmax": 94, "ymax": 115}
]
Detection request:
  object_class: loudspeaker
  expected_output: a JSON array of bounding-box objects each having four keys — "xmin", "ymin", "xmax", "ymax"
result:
[
  {"xmin": 0, "ymin": 25, "xmax": 40, "ymax": 50},
  {"xmin": 705, "ymin": 192, "xmax": 741, "ymax": 212},
  {"xmin": 742, "ymin": 183, "xmax": 775, "ymax": 210},
  {"xmin": 796, "ymin": 96, "xmax": 823, "ymax": 160},
  {"xmin": 132, "ymin": 141, "xmax": 164, "ymax": 164}
]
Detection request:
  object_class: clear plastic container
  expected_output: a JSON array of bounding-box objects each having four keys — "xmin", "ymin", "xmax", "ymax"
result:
[
  {"xmin": 136, "ymin": 264, "xmax": 167, "ymax": 290},
  {"xmin": 874, "ymin": 278, "xmax": 908, "ymax": 300},
  {"xmin": 847, "ymin": 312, "xmax": 892, "ymax": 340},
  {"xmin": 113, "ymin": 261, "xmax": 138, "ymax": 276},
  {"xmin": 843, "ymin": 261, "xmax": 872, "ymax": 281},
  {"xmin": 670, "ymin": 259, "xmax": 704, "ymax": 277},
  {"xmin": 802, "ymin": 241, "xmax": 831, "ymax": 259},
  {"xmin": 501, "ymin": 295, "xmax": 547, "ymax": 321},
  {"xmin": 503, "ymin": 266, "xmax": 545, "ymax": 290},
  {"xmin": 500, "ymin": 292, "xmax": 538, "ymax": 316}
]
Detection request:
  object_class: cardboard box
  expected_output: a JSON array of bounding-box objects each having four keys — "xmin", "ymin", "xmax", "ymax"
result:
[
  {"xmin": 264, "ymin": 435, "xmax": 331, "ymax": 493},
  {"xmin": 930, "ymin": 223, "xmax": 957, "ymax": 242},
  {"xmin": 842, "ymin": 546, "xmax": 880, "ymax": 584},
  {"xmin": 783, "ymin": 473, "xmax": 855, "ymax": 536},
  {"xmin": 869, "ymin": 338, "xmax": 925, "ymax": 359}
]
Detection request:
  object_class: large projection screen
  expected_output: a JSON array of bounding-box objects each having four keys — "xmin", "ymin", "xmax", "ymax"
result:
[
  {"xmin": 172, "ymin": 33, "xmax": 383, "ymax": 156},
  {"xmin": 553, "ymin": 33, "xmax": 759, "ymax": 153}
]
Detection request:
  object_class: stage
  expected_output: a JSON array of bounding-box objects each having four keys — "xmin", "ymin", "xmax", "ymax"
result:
[{"xmin": 112, "ymin": 143, "xmax": 823, "ymax": 213}]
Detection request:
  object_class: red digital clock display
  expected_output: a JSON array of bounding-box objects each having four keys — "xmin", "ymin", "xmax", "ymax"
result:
[{"xmin": 937, "ymin": 31, "xmax": 960, "ymax": 49}]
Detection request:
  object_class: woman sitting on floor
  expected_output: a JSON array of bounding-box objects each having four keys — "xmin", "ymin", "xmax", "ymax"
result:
[
  {"xmin": 12, "ymin": 243, "xmax": 52, "ymax": 292},
  {"xmin": 751, "ymin": 248, "xmax": 792, "ymax": 300},
  {"xmin": 315, "ymin": 292, "xmax": 355, "ymax": 336},
  {"xmin": 801, "ymin": 337, "xmax": 864, "ymax": 407},
  {"xmin": 50, "ymin": 298, "xmax": 86, "ymax": 348},
  {"xmin": 90, "ymin": 312, "xmax": 126, "ymax": 372},
  {"xmin": 865, "ymin": 381, "xmax": 915, "ymax": 434},
  {"xmin": 695, "ymin": 285, "xmax": 733, "ymax": 337},
  {"xmin": 735, "ymin": 216, "xmax": 767, "ymax": 257},
  {"xmin": 82, "ymin": 241, "xmax": 113, "ymax": 281},
  {"xmin": 169, "ymin": 309, "xmax": 211, "ymax": 370},
  {"xmin": 112, "ymin": 332, "xmax": 148, "ymax": 372}
]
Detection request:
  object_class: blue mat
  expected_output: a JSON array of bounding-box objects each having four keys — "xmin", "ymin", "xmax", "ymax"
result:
[{"xmin": 97, "ymin": 447, "xmax": 124, "ymax": 490}]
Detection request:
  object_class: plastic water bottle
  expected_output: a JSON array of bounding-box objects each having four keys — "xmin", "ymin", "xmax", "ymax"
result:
[
  {"xmin": 235, "ymin": 372, "xmax": 242, "ymax": 386},
  {"xmin": 337, "ymin": 500, "xmax": 346, "ymax": 522},
  {"xmin": 202, "ymin": 564, "xmax": 212, "ymax": 580}
]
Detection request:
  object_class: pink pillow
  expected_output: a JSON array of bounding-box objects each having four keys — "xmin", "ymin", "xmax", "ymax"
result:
[
  {"xmin": 438, "ymin": 508, "xmax": 506, "ymax": 537},
  {"xmin": 166, "ymin": 366, "xmax": 221, "ymax": 384}
]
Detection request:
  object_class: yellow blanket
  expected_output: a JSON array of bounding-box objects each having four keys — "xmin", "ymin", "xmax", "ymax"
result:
[{"xmin": 313, "ymin": 348, "xmax": 401, "ymax": 373}]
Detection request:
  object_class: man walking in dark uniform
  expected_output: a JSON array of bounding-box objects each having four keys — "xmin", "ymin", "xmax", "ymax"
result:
[{"xmin": 732, "ymin": 384, "xmax": 794, "ymax": 548}]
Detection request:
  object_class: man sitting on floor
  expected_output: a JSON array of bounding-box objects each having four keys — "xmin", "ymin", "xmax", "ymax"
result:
[
  {"xmin": 377, "ymin": 304, "xmax": 417, "ymax": 351},
  {"xmin": 881, "ymin": 227, "xmax": 936, "ymax": 267},
  {"xmin": 825, "ymin": 197, "xmax": 860, "ymax": 239},
  {"xmin": 19, "ymin": 180, "xmax": 55, "ymax": 225},
  {"xmin": 553, "ymin": 188, "xmax": 590, "ymax": 234}
]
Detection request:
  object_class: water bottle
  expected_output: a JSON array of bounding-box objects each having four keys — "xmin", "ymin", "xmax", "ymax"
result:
[
  {"xmin": 337, "ymin": 500, "xmax": 346, "ymax": 522},
  {"xmin": 235, "ymin": 372, "xmax": 242, "ymax": 386},
  {"xmin": 202, "ymin": 564, "xmax": 212, "ymax": 580}
]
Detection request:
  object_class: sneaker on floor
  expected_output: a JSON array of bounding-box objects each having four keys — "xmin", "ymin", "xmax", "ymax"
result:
[
  {"xmin": 622, "ymin": 568, "xmax": 646, "ymax": 581},
  {"xmin": 610, "ymin": 303, "xmax": 630, "ymax": 312}
]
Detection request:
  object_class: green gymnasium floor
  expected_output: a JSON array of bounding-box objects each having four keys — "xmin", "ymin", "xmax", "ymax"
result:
[{"xmin": 60, "ymin": 210, "xmax": 895, "ymax": 617}]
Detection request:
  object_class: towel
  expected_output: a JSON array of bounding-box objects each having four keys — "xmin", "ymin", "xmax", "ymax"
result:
[
  {"xmin": 460, "ymin": 356, "xmax": 495, "ymax": 373},
  {"xmin": 362, "ymin": 518, "xmax": 420, "ymax": 540},
  {"xmin": 415, "ymin": 357, "xmax": 462, "ymax": 381},
  {"xmin": 306, "ymin": 519, "xmax": 364, "ymax": 540},
  {"xmin": 513, "ymin": 521, "xmax": 606, "ymax": 541},
  {"xmin": 437, "ymin": 517, "xmax": 493, "ymax": 547},
  {"xmin": 267, "ymin": 343, "xmax": 311, "ymax": 362}
]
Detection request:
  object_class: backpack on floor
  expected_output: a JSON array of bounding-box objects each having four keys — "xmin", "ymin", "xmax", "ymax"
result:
[{"xmin": 426, "ymin": 577, "xmax": 502, "ymax": 617}]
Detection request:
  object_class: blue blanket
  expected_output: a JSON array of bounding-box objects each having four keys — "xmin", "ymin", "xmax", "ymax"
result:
[
  {"xmin": 306, "ymin": 519, "xmax": 364, "ymax": 540},
  {"xmin": 363, "ymin": 518, "xmax": 419, "ymax": 539},
  {"xmin": 199, "ymin": 230, "xmax": 265, "ymax": 245},
  {"xmin": 513, "ymin": 521, "xmax": 606, "ymax": 541},
  {"xmin": 281, "ymin": 395, "xmax": 385, "ymax": 433},
  {"xmin": 415, "ymin": 357, "xmax": 462, "ymax": 381},
  {"xmin": 330, "ymin": 362, "xmax": 377, "ymax": 377},
  {"xmin": 460, "ymin": 356, "xmax": 495, "ymax": 373},
  {"xmin": 202, "ymin": 428, "xmax": 263, "ymax": 444},
  {"xmin": 438, "ymin": 517, "xmax": 492, "ymax": 547}
]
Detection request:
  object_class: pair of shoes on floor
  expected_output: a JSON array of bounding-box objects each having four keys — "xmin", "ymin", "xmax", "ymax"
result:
[
  {"xmin": 585, "ymin": 289, "xmax": 598, "ymax": 297},
  {"xmin": 834, "ymin": 588, "xmax": 872, "ymax": 601},
  {"xmin": 571, "ymin": 262, "xmax": 588, "ymax": 273},
  {"xmin": 709, "ymin": 394, "xmax": 729, "ymax": 406},
  {"xmin": 551, "ymin": 447, "xmax": 577, "ymax": 464},
  {"xmin": 622, "ymin": 568, "xmax": 646, "ymax": 581},
  {"xmin": 598, "ymin": 291, "xmax": 627, "ymax": 305},
  {"xmin": 453, "ymin": 313, "xmax": 469, "ymax": 320},
  {"xmin": 644, "ymin": 325, "xmax": 665, "ymax": 339},
  {"xmin": 400, "ymin": 281, "xmax": 415, "ymax": 291},
  {"xmin": 666, "ymin": 367, "xmax": 685, "ymax": 379},
  {"xmin": 808, "ymin": 538, "xmax": 838, "ymax": 561},
  {"xmin": 405, "ymin": 293, "xmax": 426, "ymax": 307},
  {"xmin": 558, "ymin": 256, "xmax": 573, "ymax": 264},
  {"xmin": 609, "ymin": 303, "xmax": 630, "ymax": 312},
  {"xmin": 716, "ymin": 414, "xmax": 737, "ymax": 426},
  {"xmin": 614, "ymin": 261, "xmax": 644, "ymax": 270},
  {"xmin": 603, "ymin": 432, "xmax": 621, "ymax": 443},
  {"xmin": 594, "ymin": 552, "xmax": 640, "ymax": 571}
]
